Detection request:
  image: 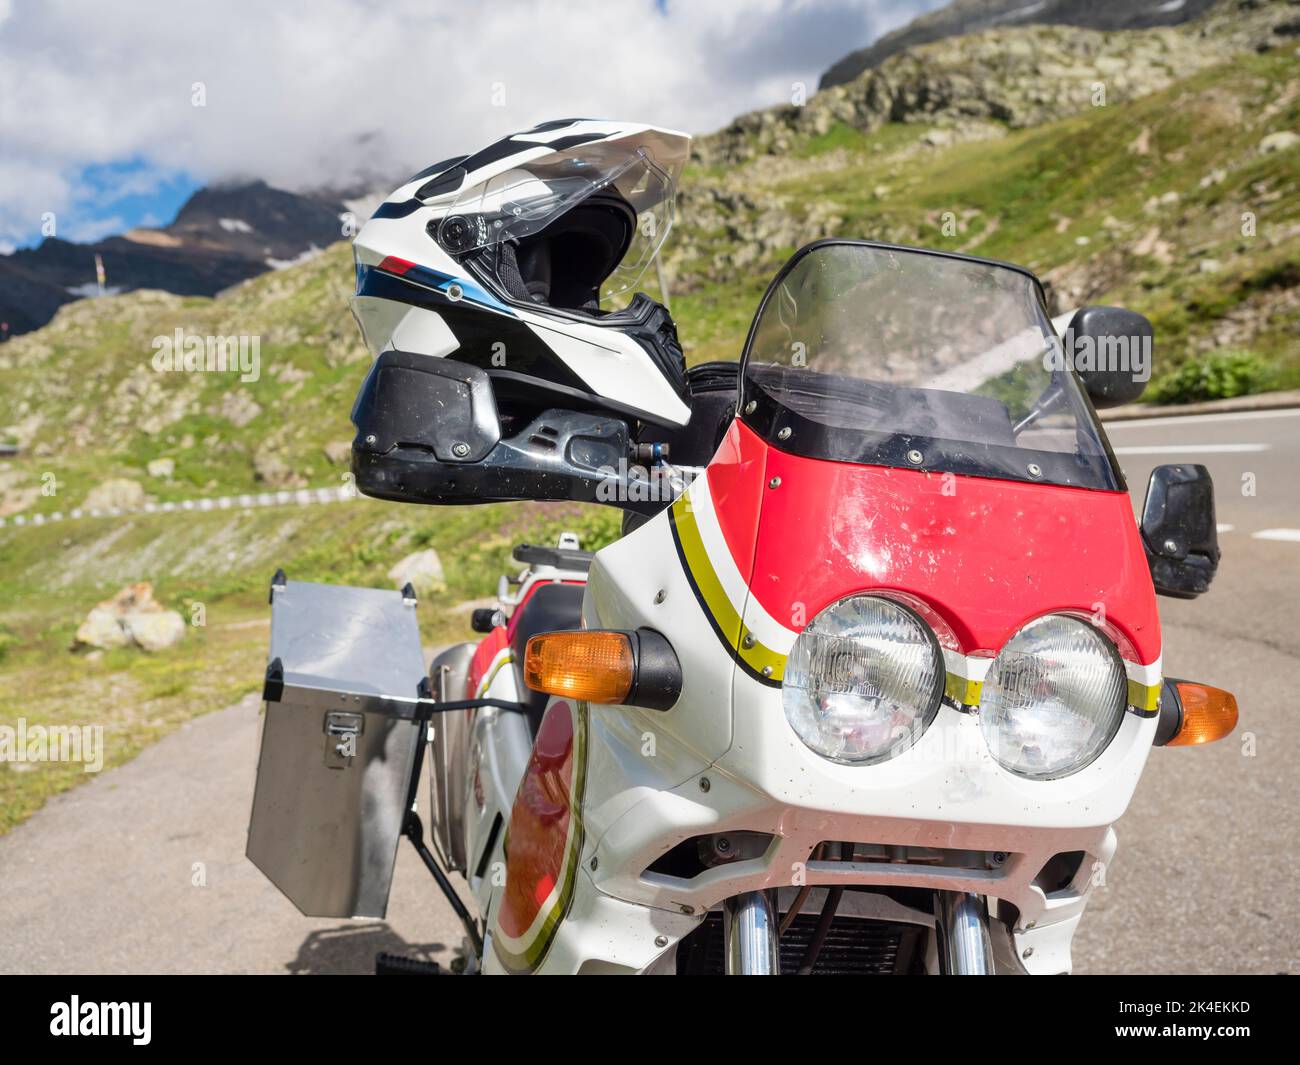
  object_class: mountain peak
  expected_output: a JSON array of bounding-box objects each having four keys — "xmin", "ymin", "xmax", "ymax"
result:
[{"xmin": 0, "ymin": 179, "xmax": 352, "ymax": 338}]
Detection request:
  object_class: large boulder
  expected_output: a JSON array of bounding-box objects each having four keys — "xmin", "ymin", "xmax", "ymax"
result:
[
  {"xmin": 126, "ymin": 610, "xmax": 188, "ymax": 652},
  {"xmin": 75, "ymin": 582, "xmax": 186, "ymax": 652},
  {"xmin": 387, "ymin": 549, "xmax": 446, "ymax": 597},
  {"xmin": 75, "ymin": 605, "xmax": 132, "ymax": 650}
]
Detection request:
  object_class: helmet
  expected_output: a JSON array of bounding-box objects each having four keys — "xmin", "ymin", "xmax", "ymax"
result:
[{"xmin": 351, "ymin": 119, "xmax": 693, "ymax": 431}]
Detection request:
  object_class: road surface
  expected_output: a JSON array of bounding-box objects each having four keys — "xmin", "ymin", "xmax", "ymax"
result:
[
  {"xmin": 0, "ymin": 408, "xmax": 1296, "ymax": 974},
  {"xmin": 0, "ymin": 692, "xmax": 468, "ymax": 974},
  {"xmin": 1073, "ymin": 408, "xmax": 1300, "ymax": 973}
]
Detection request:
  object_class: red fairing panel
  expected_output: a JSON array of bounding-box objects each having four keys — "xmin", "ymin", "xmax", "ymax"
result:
[
  {"xmin": 709, "ymin": 420, "xmax": 1160, "ymax": 663},
  {"xmin": 703, "ymin": 418, "xmax": 768, "ymax": 591}
]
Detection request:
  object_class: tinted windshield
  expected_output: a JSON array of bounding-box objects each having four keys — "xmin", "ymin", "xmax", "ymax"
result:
[{"xmin": 740, "ymin": 242, "xmax": 1119, "ymax": 490}]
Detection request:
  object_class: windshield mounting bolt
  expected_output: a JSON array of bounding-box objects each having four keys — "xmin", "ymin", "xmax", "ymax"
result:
[
  {"xmin": 654, "ymin": 589, "xmax": 666, "ymax": 604},
  {"xmin": 761, "ymin": 665, "xmax": 774, "ymax": 677},
  {"xmin": 777, "ymin": 427, "xmax": 792, "ymax": 441},
  {"xmin": 742, "ymin": 633, "xmax": 756, "ymax": 649},
  {"xmin": 744, "ymin": 400, "xmax": 757, "ymax": 415},
  {"xmin": 1022, "ymin": 947, "xmax": 1034, "ymax": 959},
  {"xmin": 446, "ymin": 283, "xmax": 463, "ymax": 302},
  {"xmin": 451, "ymin": 442, "xmax": 471, "ymax": 458},
  {"xmin": 906, "ymin": 449, "xmax": 924, "ymax": 466},
  {"xmin": 1163, "ymin": 538, "xmax": 1179, "ymax": 554},
  {"xmin": 768, "ymin": 476, "xmax": 781, "ymax": 489},
  {"xmin": 1027, "ymin": 463, "xmax": 1043, "ymax": 478},
  {"xmin": 589, "ymin": 855, "xmax": 598, "ymax": 871},
  {"xmin": 365, "ymin": 434, "xmax": 377, "ymax": 445},
  {"xmin": 655, "ymin": 935, "xmax": 669, "ymax": 948},
  {"xmin": 699, "ymin": 776, "xmax": 711, "ymax": 793}
]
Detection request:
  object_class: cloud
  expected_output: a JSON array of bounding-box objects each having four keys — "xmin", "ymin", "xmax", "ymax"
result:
[
  {"xmin": 63, "ymin": 215, "xmax": 129, "ymax": 243},
  {"xmin": 0, "ymin": 0, "xmax": 941, "ymax": 246}
]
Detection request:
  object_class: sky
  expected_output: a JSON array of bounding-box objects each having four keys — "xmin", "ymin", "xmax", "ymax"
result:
[{"xmin": 0, "ymin": 0, "xmax": 946, "ymax": 252}]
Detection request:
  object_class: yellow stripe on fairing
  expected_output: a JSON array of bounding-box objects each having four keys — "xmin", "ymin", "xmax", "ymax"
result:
[
  {"xmin": 944, "ymin": 672, "xmax": 983, "ymax": 707},
  {"xmin": 1127, "ymin": 678, "xmax": 1161, "ymax": 715},
  {"xmin": 475, "ymin": 652, "xmax": 514, "ymax": 698},
  {"xmin": 672, "ymin": 496, "xmax": 787, "ymax": 682}
]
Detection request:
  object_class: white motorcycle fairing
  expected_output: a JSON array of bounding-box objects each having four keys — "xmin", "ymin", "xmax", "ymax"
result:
[{"xmin": 476, "ymin": 434, "xmax": 1160, "ymax": 975}]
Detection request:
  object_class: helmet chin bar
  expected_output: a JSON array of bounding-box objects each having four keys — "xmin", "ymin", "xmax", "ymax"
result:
[{"xmin": 350, "ymin": 349, "xmax": 673, "ymax": 515}]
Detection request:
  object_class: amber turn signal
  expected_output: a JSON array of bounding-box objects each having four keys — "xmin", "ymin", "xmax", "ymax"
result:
[
  {"xmin": 524, "ymin": 630, "xmax": 635, "ymax": 705},
  {"xmin": 1155, "ymin": 678, "xmax": 1238, "ymax": 747},
  {"xmin": 1167, "ymin": 681, "xmax": 1238, "ymax": 746}
]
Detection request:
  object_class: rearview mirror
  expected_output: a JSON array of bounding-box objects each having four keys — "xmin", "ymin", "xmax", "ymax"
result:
[
  {"xmin": 1064, "ymin": 305, "xmax": 1153, "ymax": 409},
  {"xmin": 1141, "ymin": 464, "xmax": 1219, "ymax": 599}
]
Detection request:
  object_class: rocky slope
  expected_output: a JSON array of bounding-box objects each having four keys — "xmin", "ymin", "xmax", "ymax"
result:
[
  {"xmin": 702, "ymin": 0, "xmax": 1298, "ymax": 168},
  {"xmin": 820, "ymin": 0, "xmax": 1223, "ymax": 89},
  {"xmin": 673, "ymin": 0, "xmax": 1300, "ymax": 379}
]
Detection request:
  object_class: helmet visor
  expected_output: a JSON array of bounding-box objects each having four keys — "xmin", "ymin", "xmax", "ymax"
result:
[{"xmin": 437, "ymin": 145, "xmax": 676, "ymax": 304}]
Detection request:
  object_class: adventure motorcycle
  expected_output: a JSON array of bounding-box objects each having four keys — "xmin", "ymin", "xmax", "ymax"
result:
[{"xmin": 246, "ymin": 120, "xmax": 1237, "ymax": 974}]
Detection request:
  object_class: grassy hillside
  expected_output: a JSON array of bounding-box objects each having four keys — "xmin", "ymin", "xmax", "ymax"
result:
[
  {"xmin": 673, "ymin": 43, "xmax": 1300, "ymax": 387},
  {"xmin": 1, "ymin": 0, "xmax": 1297, "ymax": 829},
  {"xmin": 0, "ymin": 495, "xmax": 621, "ymax": 831}
]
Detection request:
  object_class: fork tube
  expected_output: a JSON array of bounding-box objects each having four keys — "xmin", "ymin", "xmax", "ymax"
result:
[
  {"xmin": 723, "ymin": 891, "xmax": 780, "ymax": 975},
  {"xmin": 935, "ymin": 891, "xmax": 994, "ymax": 975}
]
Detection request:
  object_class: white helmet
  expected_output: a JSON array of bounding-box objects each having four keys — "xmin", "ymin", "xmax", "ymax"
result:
[{"xmin": 351, "ymin": 119, "xmax": 693, "ymax": 431}]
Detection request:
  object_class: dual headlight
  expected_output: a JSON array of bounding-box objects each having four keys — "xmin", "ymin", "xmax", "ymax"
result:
[{"xmin": 782, "ymin": 596, "xmax": 1128, "ymax": 779}]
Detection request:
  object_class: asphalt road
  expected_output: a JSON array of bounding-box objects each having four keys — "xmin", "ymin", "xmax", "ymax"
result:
[
  {"xmin": 0, "ymin": 408, "xmax": 1295, "ymax": 974},
  {"xmin": 1074, "ymin": 408, "xmax": 1300, "ymax": 974},
  {"xmin": 0, "ymin": 692, "xmax": 469, "ymax": 974}
]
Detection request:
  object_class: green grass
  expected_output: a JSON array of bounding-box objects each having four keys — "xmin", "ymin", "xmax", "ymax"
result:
[{"xmin": 0, "ymin": 493, "xmax": 623, "ymax": 834}]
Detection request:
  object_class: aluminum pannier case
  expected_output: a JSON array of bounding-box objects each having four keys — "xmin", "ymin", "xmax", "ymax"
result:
[{"xmin": 247, "ymin": 576, "xmax": 427, "ymax": 918}]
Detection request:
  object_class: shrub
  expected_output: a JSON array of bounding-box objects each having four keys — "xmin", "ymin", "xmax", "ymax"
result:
[{"xmin": 1147, "ymin": 349, "xmax": 1272, "ymax": 405}]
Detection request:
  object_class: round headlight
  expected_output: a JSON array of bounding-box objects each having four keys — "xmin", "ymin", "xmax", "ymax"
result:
[
  {"xmin": 782, "ymin": 595, "xmax": 943, "ymax": 765},
  {"xmin": 980, "ymin": 615, "xmax": 1126, "ymax": 780}
]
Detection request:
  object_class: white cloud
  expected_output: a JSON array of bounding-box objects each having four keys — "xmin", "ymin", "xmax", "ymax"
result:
[
  {"xmin": 0, "ymin": 0, "xmax": 940, "ymax": 246},
  {"xmin": 64, "ymin": 215, "xmax": 129, "ymax": 243}
]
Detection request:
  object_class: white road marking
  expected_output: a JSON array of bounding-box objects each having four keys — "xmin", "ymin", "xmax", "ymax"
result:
[
  {"xmin": 1217, "ymin": 524, "xmax": 1234, "ymax": 533},
  {"xmin": 1112, "ymin": 444, "xmax": 1269, "ymax": 454},
  {"xmin": 1106, "ymin": 408, "xmax": 1300, "ymax": 430},
  {"xmin": 1252, "ymin": 529, "xmax": 1300, "ymax": 542}
]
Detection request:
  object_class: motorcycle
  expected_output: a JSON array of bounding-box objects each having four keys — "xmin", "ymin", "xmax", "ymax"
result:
[{"xmin": 245, "ymin": 135, "xmax": 1237, "ymax": 974}]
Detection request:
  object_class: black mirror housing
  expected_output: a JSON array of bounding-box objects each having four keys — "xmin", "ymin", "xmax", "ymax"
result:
[
  {"xmin": 470, "ymin": 607, "xmax": 505, "ymax": 634},
  {"xmin": 1064, "ymin": 306, "xmax": 1153, "ymax": 409},
  {"xmin": 1141, "ymin": 464, "xmax": 1220, "ymax": 599}
]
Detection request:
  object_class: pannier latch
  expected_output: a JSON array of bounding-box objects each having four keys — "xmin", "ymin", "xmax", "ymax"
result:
[{"xmin": 323, "ymin": 711, "xmax": 364, "ymax": 769}]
